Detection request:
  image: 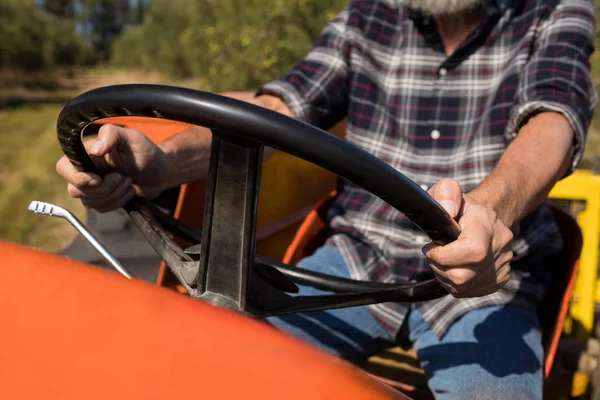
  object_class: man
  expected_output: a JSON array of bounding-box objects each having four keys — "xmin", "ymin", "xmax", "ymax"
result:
[{"xmin": 56, "ymin": 0, "xmax": 597, "ymax": 398}]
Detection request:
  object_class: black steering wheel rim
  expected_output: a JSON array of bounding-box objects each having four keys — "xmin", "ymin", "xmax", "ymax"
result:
[{"xmin": 57, "ymin": 84, "xmax": 460, "ymax": 313}]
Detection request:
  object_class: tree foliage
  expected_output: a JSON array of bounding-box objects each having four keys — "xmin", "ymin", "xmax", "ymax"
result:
[
  {"xmin": 112, "ymin": 0, "xmax": 348, "ymax": 92},
  {"xmin": 42, "ymin": 0, "xmax": 76, "ymax": 18},
  {"xmin": 0, "ymin": 0, "xmax": 150, "ymax": 72},
  {"xmin": 0, "ymin": 0, "xmax": 91, "ymax": 71},
  {"xmin": 79, "ymin": 0, "xmax": 134, "ymax": 60}
]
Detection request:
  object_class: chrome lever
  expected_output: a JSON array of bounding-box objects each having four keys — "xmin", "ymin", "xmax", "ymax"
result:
[{"xmin": 28, "ymin": 201, "xmax": 133, "ymax": 279}]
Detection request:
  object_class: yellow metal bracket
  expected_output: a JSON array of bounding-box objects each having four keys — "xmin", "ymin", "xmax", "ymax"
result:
[
  {"xmin": 549, "ymin": 170, "xmax": 600, "ymax": 338},
  {"xmin": 549, "ymin": 170, "xmax": 600, "ymax": 397}
]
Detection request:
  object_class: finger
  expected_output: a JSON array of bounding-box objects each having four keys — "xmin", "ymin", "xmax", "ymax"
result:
[
  {"xmin": 82, "ymin": 173, "xmax": 124, "ymax": 198},
  {"xmin": 56, "ymin": 155, "xmax": 101, "ymax": 188},
  {"xmin": 495, "ymin": 248, "xmax": 513, "ymax": 266},
  {"xmin": 467, "ymin": 262, "xmax": 511, "ymax": 297},
  {"xmin": 68, "ymin": 180, "xmax": 126, "ymax": 199},
  {"xmin": 67, "ymin": 183, "xmax": 87, "ymax": 199},
  {"xmin": 81, "ymin": 176, "xmax": 132, "ymax": 209},
  {"xmin": 428, "ymin": 178, "xmax": 463, "ymax": 218},
  {"xmin": 429, "ymin": 261, "xmax": 475, "ymax": 297},
  {"xmin": 430, "ymin": 260, "xmax": 475, "ymax": 285},
  {"xmin": 132, "ymin": 184, "xmax": 158, "ymax": 199},
  {"xmin": 94, "ymin": 188, "xmax": 136, "ymax": 213},
  {"xmin": 90, "ymin": 124, "xmax": 128, "ymax": 157},
  {"xmin": 497, "ymin": 261, "xmax": 511, "ymax": 286},
  {"xmin": 424, "ymin": 219, "xmax": 492, "ymax": 267},
  {"xmin": 432, "ymin": 272, "xmax": 458, "ymax": 296},
  {"xmin": 425, "ymin": 197, "xmax": 506, "ymax": 266},
  {"xmin": 433, "ymin": 272, "xmax": 454, "ymax": 288}
]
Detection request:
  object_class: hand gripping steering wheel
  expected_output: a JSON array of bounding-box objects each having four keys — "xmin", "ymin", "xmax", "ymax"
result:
[{"xmin": 57, "ymin": 84, "xmax": 460, "ymax": 317}]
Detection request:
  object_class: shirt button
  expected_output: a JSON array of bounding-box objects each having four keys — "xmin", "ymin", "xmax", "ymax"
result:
[
  {"xmin": 439, "ymin": 67, "xmax": 448, "ymax": 77},
  {"xmin": 420, "ymin": 184, "xmax": 429, "ymax": 191},
  {"xmin": 430, "ymin": 129, "xmax": 441, "ymax": 139},
  {"xmin": 415, "ymin": 236, "xmax": 428, "ymax": 245}
]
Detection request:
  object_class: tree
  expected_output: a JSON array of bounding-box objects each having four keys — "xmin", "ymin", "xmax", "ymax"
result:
[
  {"xmin": 133, "ymin": 0, "xmax": 149, "ymax": 24},
  {"xmin": 112, "ymin": 0, "xmax": 348, "ymax": 91},
  {"xmin": 0, "ymin": 0, "xmax": 90, "ymax": 71},
  {"xmin": 80, "ymin": 0, "xmax": 131, "ymax": 60},
  {"xmin": 42, "ymin": 0, "xmax": 76, "ymax": 19}
]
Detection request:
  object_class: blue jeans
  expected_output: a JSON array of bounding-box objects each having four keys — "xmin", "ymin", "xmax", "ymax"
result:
[{"xmin": 267, "ymin": 246, "xmax": 543, "ymax": 400}]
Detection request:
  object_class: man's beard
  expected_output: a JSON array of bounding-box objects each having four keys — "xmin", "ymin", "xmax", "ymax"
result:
[{"xmin": 404, "ymin": 0, "xmax": 482, "ymax": 16}]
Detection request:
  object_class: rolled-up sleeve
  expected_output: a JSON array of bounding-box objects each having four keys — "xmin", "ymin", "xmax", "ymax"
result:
[
  {"xmin": 256, "ymin": 4, "xmax": 351, "ymax": 130},
  {"xmin": 506, "ymin": 0, "xmax": 598, "ymax": 173}
]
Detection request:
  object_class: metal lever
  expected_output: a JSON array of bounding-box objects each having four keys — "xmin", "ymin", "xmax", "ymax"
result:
[{"xmin": 28, "ymin": 201, "xmax": 133, "ymax": 279}]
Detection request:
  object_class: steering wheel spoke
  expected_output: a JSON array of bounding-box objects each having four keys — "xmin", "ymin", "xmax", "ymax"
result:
[
  {"xmin": 194, "ymin": 134, "xmax": 264, "ymax": 312},
  {"xmin": 126, "ymin": 201, "xmax": 199, "ymax": 292}
]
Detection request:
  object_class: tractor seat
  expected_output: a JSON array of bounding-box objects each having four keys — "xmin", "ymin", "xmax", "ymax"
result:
[{"xmin": 282, "ymin": 194, "xmax": 583, "ymax": 398}]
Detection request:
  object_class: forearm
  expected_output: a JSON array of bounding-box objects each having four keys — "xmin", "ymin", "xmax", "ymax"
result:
[
  {"xmin": 158, "ymin": 125, "xmax": 212, "ymax": 189},
  {"xmin": 157, "ymin": 92, "xmax": 293, "ymax": 189},
  {"xmin": 469, "ymin": 112, "xmax": 574, "ymax": 228}
]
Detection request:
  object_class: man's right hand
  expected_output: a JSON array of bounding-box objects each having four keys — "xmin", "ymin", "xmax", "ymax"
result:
[
  {"xmin": 56, "ymin": 92, "xmax": 294, "ymax": 213},
  {"xmin": 56, "ymin": 124, "xmax": 172, "ymax": 213}
]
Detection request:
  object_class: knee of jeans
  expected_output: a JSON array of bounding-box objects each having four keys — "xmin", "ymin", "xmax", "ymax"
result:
[{"xmin": 297, "ymin": 246, "xmax": 349, "ymax": 278}]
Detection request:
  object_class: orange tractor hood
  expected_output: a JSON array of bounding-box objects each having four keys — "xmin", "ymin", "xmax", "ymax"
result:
[{"xmin": 0, "ymin": 241, "xmax": 405, "ymax": 399}]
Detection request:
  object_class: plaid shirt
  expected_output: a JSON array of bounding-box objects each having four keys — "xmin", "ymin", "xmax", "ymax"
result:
[{"xmin": 258, "ymin": 0, "xmax": 597, "ymax": 337}]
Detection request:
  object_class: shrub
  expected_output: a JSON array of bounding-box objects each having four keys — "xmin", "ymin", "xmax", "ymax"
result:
[{"xmin": 112, "ymin": 0, "xmax": 348, "ymax": 91}]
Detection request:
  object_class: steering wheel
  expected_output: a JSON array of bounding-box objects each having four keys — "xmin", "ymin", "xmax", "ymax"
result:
[{"xmin": 57, "ymin": 84, "xmax": 461, "ymax": 317}]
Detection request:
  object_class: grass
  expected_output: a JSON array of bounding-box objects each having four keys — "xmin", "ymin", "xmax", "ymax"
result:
[
  {"xmin": 0, "ymin": 67, "xmax": 197, "ymax": 252},
  {"xmin": 0, "ymin": 100, "xmax": 85, "ymax": 251}
]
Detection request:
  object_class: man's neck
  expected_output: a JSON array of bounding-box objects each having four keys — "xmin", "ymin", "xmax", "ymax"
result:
[{"xmin": 435, "ymin": 10, "xmax": 483, "ymax": 56}]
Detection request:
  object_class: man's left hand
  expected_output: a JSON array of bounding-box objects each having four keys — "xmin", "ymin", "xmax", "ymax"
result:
[{"xmin": 424, "ymin": 178, "xmax": 513, "ymax": 297}]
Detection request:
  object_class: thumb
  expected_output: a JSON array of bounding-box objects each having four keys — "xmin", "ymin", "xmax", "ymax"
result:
[
  {"xmin": 428, "ymin": 178, "xmax": 463, "ymax": 218},
  {"xmin": 90, "ymin": 124, "xmax": 124, "ymax": 157}
]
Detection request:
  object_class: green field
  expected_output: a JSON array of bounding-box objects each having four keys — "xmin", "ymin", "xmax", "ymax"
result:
[
  {"xmin": 0, "ymin": 100, "xmax": 85, "ymax": 251},
  {"xmin": 0, "ymin": 68, "xmax": 182, "ymax": 252}
]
